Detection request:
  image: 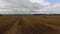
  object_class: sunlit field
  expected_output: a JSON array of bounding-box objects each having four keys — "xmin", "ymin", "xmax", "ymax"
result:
[{"xmin": 0, "ymin": 15, "xmax": 60, "ymax": 34}]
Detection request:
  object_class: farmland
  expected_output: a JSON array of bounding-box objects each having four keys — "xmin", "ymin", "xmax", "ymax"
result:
[{"xmin": 0, "ymin": 15, "xmax": 60, "ymax": 34}]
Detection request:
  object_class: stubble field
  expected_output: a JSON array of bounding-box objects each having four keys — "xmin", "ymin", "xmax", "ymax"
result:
[{"xmin": 0, "ymin": 15, "xmax": 60, "ymax": 34}]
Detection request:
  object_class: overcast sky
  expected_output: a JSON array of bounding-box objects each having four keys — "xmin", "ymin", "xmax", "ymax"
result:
[{"xmin": 0, "ymin": 0, "xmax": 60, "ymax": 14}]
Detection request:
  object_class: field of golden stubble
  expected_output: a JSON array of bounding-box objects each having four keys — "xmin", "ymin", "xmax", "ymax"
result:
[{"xmin": 0, "ymin": 16, "xmax": 60, "ymax": 34}]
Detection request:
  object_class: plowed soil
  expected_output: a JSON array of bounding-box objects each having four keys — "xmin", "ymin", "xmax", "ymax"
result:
[{"xmin": 0, "ymin": 16, "xmax": 60, "ymax": 34}]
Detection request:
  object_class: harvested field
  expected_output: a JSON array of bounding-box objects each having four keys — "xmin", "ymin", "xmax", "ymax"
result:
[{"xmin": 0, "ymin": 16, "xmax": 60, "ymax": 34}]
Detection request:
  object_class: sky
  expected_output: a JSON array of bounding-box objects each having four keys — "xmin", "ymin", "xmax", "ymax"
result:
[
  {"xmin": 45, "ymin": 0, "xmax": 60, "ymax": 4},
  {"xmin": 0, "ymin": 0, "xmax": 60, "ymax": 14}
]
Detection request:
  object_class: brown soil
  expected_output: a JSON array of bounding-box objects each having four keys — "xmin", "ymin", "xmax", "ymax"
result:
[{"xmin": 0, "ymin": 16, "xmax": 60, "ymax": 34}]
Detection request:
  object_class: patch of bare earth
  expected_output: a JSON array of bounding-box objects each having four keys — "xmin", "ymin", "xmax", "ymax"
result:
[{"xmin": 0, "ymin": 16, "xmax": 60, "ymax": 34}]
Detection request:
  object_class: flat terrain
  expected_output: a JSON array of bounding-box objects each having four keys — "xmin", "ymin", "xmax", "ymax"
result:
[{"xmin": 0, "ymin": 16, "xmax": 60, "ymax": 34}]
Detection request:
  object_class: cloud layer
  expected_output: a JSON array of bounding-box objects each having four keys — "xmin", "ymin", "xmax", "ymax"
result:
[{"xmin": 0, "ymin": 0, "xmax": 60, "ymax": 14}]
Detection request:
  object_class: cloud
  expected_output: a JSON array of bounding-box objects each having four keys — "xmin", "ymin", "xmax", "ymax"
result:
[
  {"xmin": 38, "ymin": 2, "xmax": 60, "ymax": 14},
  {"xmin": 30, "ymin": 0, "xmax": 50, "ymax": 6},
  {"xmin": 51, "ymin": 3, "xmax": 60, "ymax": 14},
  {"xmin": 0, "ymin": 0, "xmax": 48, "ymax": 14},
  {"xmin": 29, "ymin": 0, "xmax": 60, "ymax": 14},
  {"xmin": 0, "ymin": 0, "xmax": 60, "ymax": 14}
]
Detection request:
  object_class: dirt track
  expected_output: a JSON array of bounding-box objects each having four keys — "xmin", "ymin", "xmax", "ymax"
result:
[{"xmin": 0, "ymin": 16, "xmax": 60, "ymax": 34}]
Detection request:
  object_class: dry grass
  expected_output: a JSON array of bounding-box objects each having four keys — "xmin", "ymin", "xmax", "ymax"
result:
[{"xmin": 0, "ymin": 16, "xmax": 60, "ymax": 34}]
